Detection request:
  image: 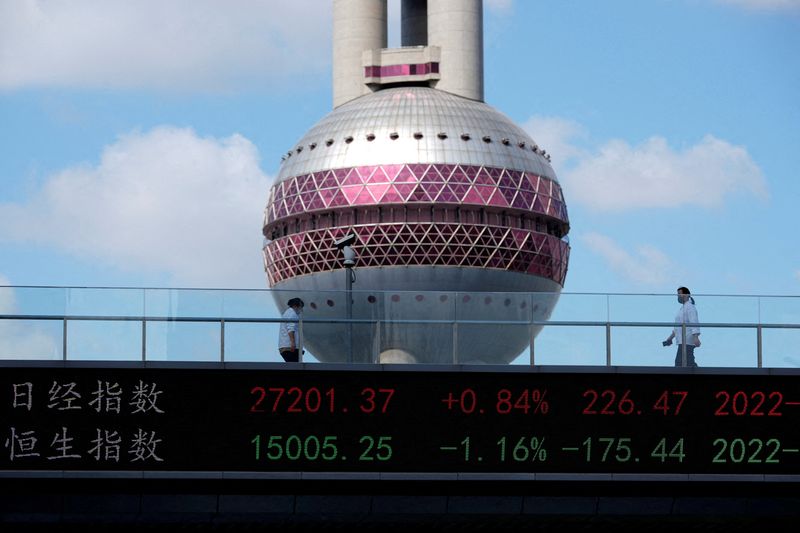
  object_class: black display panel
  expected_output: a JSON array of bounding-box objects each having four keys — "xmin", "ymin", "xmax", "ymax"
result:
[{"xmin": 2, "ymin": 365, "xmax": 799, "ymax": 476}]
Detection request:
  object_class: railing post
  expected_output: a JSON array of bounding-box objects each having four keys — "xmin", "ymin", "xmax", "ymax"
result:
[
  {"xmin": 374, "ymin": 320, "xmax": 381, "ymax": 364},
  {"xmin": 346, "ymin": 268, "xmax": 353, "ymax": 364},
  {"xmin": 681, "ymin": 323, "xmax": 687, "ymax": 367},
  {"xmin": 141, "ymin": 319, "xmax": 147, "ymax": 362},
  {"xmin": 62, "ymin": 317, "xmax": 68, "ymax": 361},
  {"xmin": 605, "ymin": 294, "xmax": 611, "ymax": 366},
  {"xmin": 452, "ymin": 321, "xmax": 458, "ymax": 364},
  {"xmin": 757, "ymin": 324, "xmax": 763, "ymax": 368},
  {"xmin": 299, "ymin": 316, "xmax": 304, "ymax": 363},
  {"xmin": 529, "ymin": 324, "xmax": 535, "ymax": 366},
  {"xmin": 757, "ymin": 296, "xmax": 763, "ymax": 369},
  {"xmin": 220, "ymin": 319, "xmax": 225, "ymax": 363},
  {"xmin": 529, "ymin": 293, "xmax": 535, "ymax": 366},
  {"xmin": 141, "ymin": 288, "xmax": 147, "ymax": 363}
]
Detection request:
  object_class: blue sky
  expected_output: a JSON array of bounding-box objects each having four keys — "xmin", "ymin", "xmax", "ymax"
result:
[{"xmin": 1, "ymin": 0, "xmax": 799, "ymax": 299}]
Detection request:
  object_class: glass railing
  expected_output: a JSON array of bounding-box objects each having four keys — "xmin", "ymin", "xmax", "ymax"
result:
[{"xmin": 1, "ymin": 286, "xmax": 799, "ymax": 368}]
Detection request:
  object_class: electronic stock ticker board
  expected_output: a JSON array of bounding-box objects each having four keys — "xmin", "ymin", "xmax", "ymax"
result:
[{"xmin": 2, "ymin": 365, "xmax": 800, "ymax": 478}]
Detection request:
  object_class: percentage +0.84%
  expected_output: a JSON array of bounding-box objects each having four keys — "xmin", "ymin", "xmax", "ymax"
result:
[{"xmin": 440, "ymin": 388, "xmax": 550, "ymax": 415}]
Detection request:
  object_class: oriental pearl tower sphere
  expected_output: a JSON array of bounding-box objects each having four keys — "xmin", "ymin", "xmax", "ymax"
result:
[{"xmin": 262, "ymin": 0, "xmax": 570, "ymax": 364}]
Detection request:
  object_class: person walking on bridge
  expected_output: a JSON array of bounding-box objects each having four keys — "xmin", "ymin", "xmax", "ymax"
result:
[
  {"xmin": 662, "ymin": 287, "xmax": 701, "ymax": 368},
  {"xmin": 278, "ymin": 298, "xmax": 304, "ymax": 362}
]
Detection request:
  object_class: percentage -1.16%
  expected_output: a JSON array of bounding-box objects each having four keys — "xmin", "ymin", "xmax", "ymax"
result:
[
  {"xmin": 439, "ymin": 436, "xmax": 548, "ymax": 463},
  {"xmin": 440, "ymin": 389, "xmax": 550, "ymax": 415}
]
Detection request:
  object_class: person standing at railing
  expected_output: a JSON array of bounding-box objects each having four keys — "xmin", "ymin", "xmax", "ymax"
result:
[
  {"xmin": 278, "ymin": 298, "xmax": 304, "ymax": 362},
  {"xmin": 662, "ymin": 287, "xmax": 701, "ymax": 367}
]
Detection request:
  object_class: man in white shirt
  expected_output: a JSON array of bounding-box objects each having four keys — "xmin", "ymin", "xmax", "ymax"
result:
[
  {"xmin": 278, "ymin": 298, "xmax": 304, "ymax": 362},
  {"xmin": 662, "ymin": 287, "xmax": 701, "ymax": 367}
]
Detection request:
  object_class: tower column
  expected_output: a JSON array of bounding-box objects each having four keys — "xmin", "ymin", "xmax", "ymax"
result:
[
  {"xmin": 333, "ymin": 0, "xmax": 388, "ymax": 108},
  {"xmin": 427, "ymin": 0, "xmax": 484, "ymax": 101}
]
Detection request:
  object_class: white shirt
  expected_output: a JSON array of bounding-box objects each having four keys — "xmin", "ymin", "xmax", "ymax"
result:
[
  {"xmin": 278, "ymin": 307, "xmax": 302, "ymax": 350},
  {"xmin": 673, "ymin": 301, "xmax": 700, "ymax": 344}
]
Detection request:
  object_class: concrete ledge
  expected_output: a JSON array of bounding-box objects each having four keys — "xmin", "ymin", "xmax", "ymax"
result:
[
  {"xmin": 59, "ymin": 513, "xmax": 141, "ymax": 525},
  {"xmin": 140, "ymin": 494, "xmax": 218, "ymax": 513},
  {"xmin": 222, "ymin": 471, "xmax": 301, "ymax": 480},
  {"xmin": 447, "ymin": 496, "xmax": 523, "ymax": 514},
  {"xmin": 746, "ymin": 497, "xmax": 800, "ymax": 516},
  {"xmin": 379, "ymin": 472, "xmax": 458, "ymax": 480},
  {"xmin": 301, "ymin": 472, "xmax": 380, "ymax": 480},
  {"xmin": 0, "ymin": 493, "xmax": 62, "ymax": 513},
  {"xmin": 1, "ymin": 513, "xmax": 63, "ymax": 524},
  {"xmin": 457, "ymin": 473, "xmax": 535, "ymax": 481},
  {"xmin": 673, "ymin": 497, "xmax": 751, "ymax": 515},
  {"xmin": 372, "ymin": 495, "xmax": 447, "ymax": 514},
  {"xmin": 295, "ymin": 495, "xmax": 371, "ymax": 514},
  {"xmin": 597, "ymin": 497, "xmax": 674, "ymax": 515},
  {"xmin": 63, "ymin": 494, "xmax": 140, "ymax": 514},
  {"xmin": 218, "ymin": 494, "xmax": 294, "ymax": 514},
  {"xmin": 134, "ymin": 512, "xmax": 215, "ymax": 524},
  {"xmin": 524, "ymin": 496, "xmax": 598, "ymax": 515}
]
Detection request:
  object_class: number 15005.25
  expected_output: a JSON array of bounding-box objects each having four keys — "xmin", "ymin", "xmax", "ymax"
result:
[{"xmin": 250, "ymin": 434, "xmax": 393, "ymax": 462}]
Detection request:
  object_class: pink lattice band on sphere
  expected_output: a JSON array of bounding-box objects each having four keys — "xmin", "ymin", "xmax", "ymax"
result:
[
  {"xmin": 263, "ymin": 223, "xmax": 569, "ymax": 286},
  {"xmin": 264, "ymin": 164, "xmax": 568, "ymax": 224}
]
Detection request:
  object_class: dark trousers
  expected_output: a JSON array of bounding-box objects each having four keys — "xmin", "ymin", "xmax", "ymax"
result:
[
  {"xmin": 280, "ymin": 349, "xmax": 299, "ymax": 363},
  {"xmin": 674, "ymin": 345, "xmax": 697, "ymax": 368}
]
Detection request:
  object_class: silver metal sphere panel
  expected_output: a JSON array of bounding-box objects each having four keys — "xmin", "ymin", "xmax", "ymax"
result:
[
  {"xmin": 274, "ymin": 265, "xmax": 563, "ymax": 294},
  {"xmin": 279, "ymin": 87, "xmax": 556, "ymax": 181},
  {"xmin": 271, "ymin": 267, "xmax": 562, "ymax": 364}
]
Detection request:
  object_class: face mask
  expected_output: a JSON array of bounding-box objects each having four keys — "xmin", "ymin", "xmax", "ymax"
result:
[{"xmin": 677, "ymin": 296, "xmax": 683, "ymax": 304}]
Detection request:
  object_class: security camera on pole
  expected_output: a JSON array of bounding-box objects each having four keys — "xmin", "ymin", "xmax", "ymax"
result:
[{"xmin": 335, "ymin": 233, "xmax": 357, "ymax": 363}]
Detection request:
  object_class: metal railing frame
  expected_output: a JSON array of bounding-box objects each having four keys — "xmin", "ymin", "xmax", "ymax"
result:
[{"xmin": 2, "ymin": 313, "xmax": 799, "ymax": 367}]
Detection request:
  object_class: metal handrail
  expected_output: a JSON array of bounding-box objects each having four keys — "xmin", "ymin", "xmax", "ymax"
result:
[
  {"xmin": 4, "ymin": 313, "xmax": 799, "ymax": 329},
  {"xmin": 2, "ymin": 312, "xmax": 799, "ymax": 365}
]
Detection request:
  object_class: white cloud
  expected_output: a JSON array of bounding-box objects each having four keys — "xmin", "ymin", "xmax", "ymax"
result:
[
  {"xmin": 714, "ymin": 0, "xmax": 800, "ymax": 11},
  {"xmin": 565, "ymin": 135, "xmax": 767, "ymax": 211},
  {"xmin": 524, "ymin": 116, "xmax": 768, "ymax": 211},
  {"xmin": 0, "ymin": 0, "xmax": 331, "ymax": 91},
  {"xmin": 0, "ymin": 127, "xmax": 271, "ymax": 287},
  {"xmin": 582, "ymin": 233, "xmax": 675, "ymax": 285},
  {"xmin": 522, "ymin": 116, "xmax": 587, "ymax": 167}
]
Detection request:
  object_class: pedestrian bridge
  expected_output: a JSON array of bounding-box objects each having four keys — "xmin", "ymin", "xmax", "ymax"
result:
[{"xmin": 1, "ymin": 285, "xmax": 798, "ymax": 367}]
